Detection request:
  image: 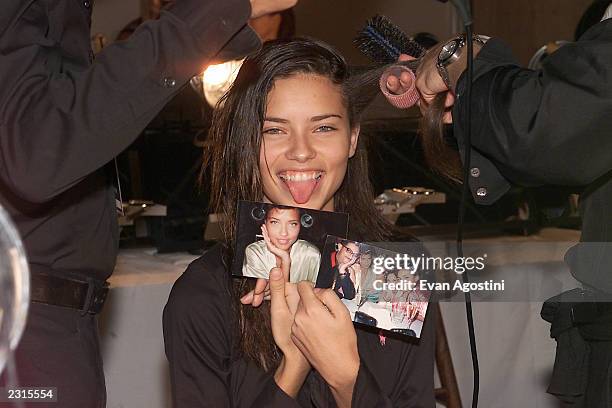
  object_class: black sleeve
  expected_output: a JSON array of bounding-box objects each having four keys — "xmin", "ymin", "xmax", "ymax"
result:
[
  {"xmin": 342, "ymin": 275, "xmax": 357, "ymax": 300},
  {"xmin": 163, "ymin": 252, "xmax": 302, "ymax": 408},
  {"xmin": 163, "ymin": 260, "xmax": 237, "ymax": 407},
  {"xmin": 0, "ymin": 0, "xmax": 259, "ymax": 203},
  {"xmin": 0, "ymin": 1, "xmax": 30, "ymax": 36},
  {"xmin": 332, "ymin": 270, "xmax": 356, "ymax": 300},
  {"xmin": 453, "ymin": 19, "xmax": 612, "ymax": 205}
]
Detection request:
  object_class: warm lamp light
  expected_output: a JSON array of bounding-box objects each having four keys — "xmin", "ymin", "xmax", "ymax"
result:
[{"xmin": 190, "ymin": 59, "xmax": 244, "ymax": 108}]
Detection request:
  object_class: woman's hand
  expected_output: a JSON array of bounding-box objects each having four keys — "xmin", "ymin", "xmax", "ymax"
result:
[
  {"xmin": 269, "ymin": 267, "xmax": 310, "ymax": 397},
  {"xmin": 240, "ymin": 278, "xmax": 269, "ymax": 307},
  {"xmin": 291, "ymin": 283, "xmax": 360, "ymax": 408},
  {"xmin": 261, "ymin": 224, "xmax": 291, "ymax": 272},
  {"xmin": 338, "ymin": 252, "xmax": 358, "ymax": 275},
  {"xmin": 240, "ymin": 224, "xmax": 291, "ymax": 307}
]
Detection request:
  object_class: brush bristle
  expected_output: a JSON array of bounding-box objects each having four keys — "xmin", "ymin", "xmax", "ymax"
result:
[{"xmin": 354, "ymin": 15, "xmax": 426, "ymax": 64}]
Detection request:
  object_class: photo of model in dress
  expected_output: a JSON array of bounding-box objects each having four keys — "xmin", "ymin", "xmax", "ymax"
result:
[
  {"xmin": 232, "ymin": 200, "xmax": 349, "ymax": 283},
  {"xmin": 316, "ymin": 235, "xmax": 431, "ymax": 338}
]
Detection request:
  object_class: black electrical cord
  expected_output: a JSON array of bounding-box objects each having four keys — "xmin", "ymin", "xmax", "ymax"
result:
[
  {"xmin": 447, "ymin": 0, "xmax": 480, "ymax": 406},
  {"xmin": 459, "ymin": 23, "xmax": 480, "ymax": 408}
]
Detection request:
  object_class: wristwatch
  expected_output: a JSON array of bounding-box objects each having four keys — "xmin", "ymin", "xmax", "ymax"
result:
[{"xmin": 436, "ymin": 35, "xmax": 488, "ymax": 92}]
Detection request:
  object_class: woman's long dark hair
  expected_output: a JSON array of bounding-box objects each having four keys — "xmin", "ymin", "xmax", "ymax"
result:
[
  {"xmin": 203, "ymin": 38, "xmax": 393, "ymax": 371},
  {"xmin": 420, "ymin": 93, "xmax": 464, "ymax": 182}
]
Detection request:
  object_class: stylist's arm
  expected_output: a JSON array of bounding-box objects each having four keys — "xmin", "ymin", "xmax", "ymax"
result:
[
  {"xmin": 250, "ymin": 0, "xmax": 299, "ymax": 17},
  {"xmin": 292, "ymin": 283, "xmax": 360, "ymax": 408}
]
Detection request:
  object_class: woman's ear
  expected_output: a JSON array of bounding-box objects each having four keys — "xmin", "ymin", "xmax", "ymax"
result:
[{"xmin": 348, "ymin": 125, "xmax": 360, "ymax": 158}]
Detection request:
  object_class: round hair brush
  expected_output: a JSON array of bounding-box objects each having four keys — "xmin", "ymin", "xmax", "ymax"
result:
[
  {"xmin": 354, "ymin": 15, "xmax": 423, "ymax": 108},
  {"xmin": 353, "ymin": 15, "xmax": 426, "ymax": 65}
]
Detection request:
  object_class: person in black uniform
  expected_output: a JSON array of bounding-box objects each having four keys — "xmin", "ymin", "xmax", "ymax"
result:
[
  {"xmin": 163, "ymin": 38, "xmax": 436, "ymax": 407},
  {"xmin": 383, "ymin": 2, "xmax": 612, "ymax": 407},
  {"xmin": 0, "ymin": 0, "xmax": 296, "ymax": 406},
  {"xmin": 331, "ymin": 240, "xmax": 359, "ymax": 300}
]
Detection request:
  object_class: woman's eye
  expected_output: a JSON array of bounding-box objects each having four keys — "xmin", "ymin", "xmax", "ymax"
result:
[
  {"xmin": 314, "ymin": 125, "xmax": 337, "ymax": 133},
  {"xmin": 263, "ymin": 128, "xmax": 284, "ymax": 135}
]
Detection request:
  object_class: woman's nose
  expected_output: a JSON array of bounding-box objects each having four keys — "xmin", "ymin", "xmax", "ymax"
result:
[{"xmin": 285, "ymin": 133, "xmax": 316, "ymax": 162}]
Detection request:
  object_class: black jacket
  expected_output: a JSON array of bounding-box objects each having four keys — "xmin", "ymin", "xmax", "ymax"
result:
[
  {"xmin": 332, "ymin": 265, "xmax": 357, "ymax": 300},
  {"xmin": 452, "ymin": 19, "xmax": 612, "ymax": 294},
  {"xmin": 0, "ymin": 0, "xmax": 260, "ymax": 281}
]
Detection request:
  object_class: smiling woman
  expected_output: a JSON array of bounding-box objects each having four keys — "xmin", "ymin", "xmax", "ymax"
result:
[
  {"xmin": 260, "ymin": 73, "xmax": 358, "ymax": 208},
  {"xmin": 163, "ymin": 38, "xmax": 436, "ymax": 407}
]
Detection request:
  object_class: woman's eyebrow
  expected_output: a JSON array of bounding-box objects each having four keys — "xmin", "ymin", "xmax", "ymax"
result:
[
  {"xmin": 311, "ymin": 114, "xmax": 342, "ymax": 122},
  {"xmin": 264, "ymin": 117, "xmax": 289, "ymax": 123}
]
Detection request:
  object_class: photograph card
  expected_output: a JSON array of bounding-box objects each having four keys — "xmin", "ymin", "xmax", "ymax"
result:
[
  {"xmin": 232, "ymin": 201, "xmax": 349, "ymax": 284},
  {"xmin": 315, "ymin": 235, "xmax": 431, "ymax": 338}
]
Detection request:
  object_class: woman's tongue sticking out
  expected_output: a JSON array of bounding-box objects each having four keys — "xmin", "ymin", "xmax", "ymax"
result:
[{"xmin": 280, "ymin": 171, "xmax": 322, "ymax": 204}]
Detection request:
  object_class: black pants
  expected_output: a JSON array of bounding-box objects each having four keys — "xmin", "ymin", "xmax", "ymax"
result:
[
  {"xmin": 584, "ymin": 340, "xmax": 612, "ymax": 408},
  {"xmin": 0, "ymin": 303, "xmax": 106, "ymax": 407}
]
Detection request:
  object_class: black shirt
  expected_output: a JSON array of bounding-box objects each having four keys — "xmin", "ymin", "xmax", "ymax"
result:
[
  {"xmin": 163, "ymin": 244, "xmax": 436, "ymax": 407},
  {"xmin": 0, "ymin": 0, "xmax": 260, "ymax": 281},
  {"xmin": 332, "ymin": 265, "xmax": 357, "ymax": 300},
  {"xmin": 453, "ymin": 19, "xmax": 612, "ymax": 293}
]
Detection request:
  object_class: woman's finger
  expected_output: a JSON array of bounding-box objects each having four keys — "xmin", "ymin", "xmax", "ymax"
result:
[
  {"xmin": 240, "ymin": 287, "xmax": 270, "ymax": 305},
  {"xmin": 290, "ymin": 332, "xmax": 310, "ymax": 359},
  {"xmin": 284, "ymin": 283, "xmax": 300, "ymax": 314},
  {"xmin": 252, "ymin": 278, "xmax": 269, "ymax": 307},
  {"xmin": 314, "ymin": 288, "xmax": 350, "ymax": 319},
  {"xmin": 269, "ymin": 267, "xmax": 288, "ymax": 315},
  {"xmin": 240, "ymin": 290, "xmax": 254, "ymax": 304},
  {"xmin": 261, "ymin": 224, "xmax": 272, "ymax": 246},
  {"xmin": 254, "ymin": 277, "xmax": 269, "ymax": 294},
  {"xmin": 296, "ymin": 281, "xmax": 326, "ymax": 313}
]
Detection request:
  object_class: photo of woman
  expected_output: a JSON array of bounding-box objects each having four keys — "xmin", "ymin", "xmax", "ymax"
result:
[
  {"xmin": 163, "ymin": 38, "xmax": 435, "ymax": 407},
  {"xmin": 242, "ymin": 205, "xmax": 321, "ymax": 283}
]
